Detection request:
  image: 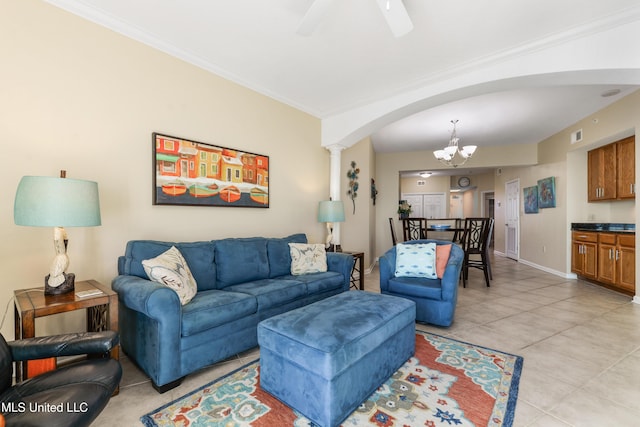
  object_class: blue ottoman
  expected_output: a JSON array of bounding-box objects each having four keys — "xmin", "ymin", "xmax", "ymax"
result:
[{"xmin": 257, "ymin": 291, "xmax": 416, "ymax": 427}]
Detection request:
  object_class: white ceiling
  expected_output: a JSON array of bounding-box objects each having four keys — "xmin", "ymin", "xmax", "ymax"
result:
[
  {"xmin": 372, "ymin": 85, "xmax": 636, "ymax": 154},
  {"xmin": 45, "ymin": 0, "xmax": 640, "ymax": 155}
]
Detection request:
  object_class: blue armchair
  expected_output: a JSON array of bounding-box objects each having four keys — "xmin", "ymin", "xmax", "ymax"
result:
[{"xmin": 379, "ymin": 239, "xmax": 464, "ymax": 327}]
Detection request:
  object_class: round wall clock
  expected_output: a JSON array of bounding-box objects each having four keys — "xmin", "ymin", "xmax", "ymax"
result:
[{"xmin": 458, "ymin": 176, "xmax": 471, "ymax": 188}]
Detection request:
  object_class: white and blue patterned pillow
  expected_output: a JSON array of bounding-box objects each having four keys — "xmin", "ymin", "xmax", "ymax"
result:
[
  {"xmin": 142, "ymin": 246, "xmax": 198, "ymax": 305},
  {"xmin": 395, "ymin": 242, "xmax": 438, "ymax": 279},
  {"xmin": 289, "ymin": 243, "xmax": 327, "ymax": 275}
]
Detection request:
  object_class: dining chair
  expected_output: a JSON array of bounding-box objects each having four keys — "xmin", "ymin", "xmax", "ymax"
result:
[
  {"xmin": 460, "ymin": 217, "xmax": 492, "ymax": 287},
  {"xmin": 485, "ymin": 218, "xmax": 495, "ymax": 280},
  {"xmin": 388, "ymin": 217, "xmax": 398, "ymax": 246},
  {"xmin": 451, "ymin": 218, "xmax": 464, "ymax": 243},
  {"xmin": 402, "ymin": 218, "xmax": 426, "ymax": 241}
]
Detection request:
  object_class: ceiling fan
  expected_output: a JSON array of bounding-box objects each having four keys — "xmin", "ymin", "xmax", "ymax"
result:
[{"xmin": 297, "ymin": 0, "xmax": 414, "ymax": 38}]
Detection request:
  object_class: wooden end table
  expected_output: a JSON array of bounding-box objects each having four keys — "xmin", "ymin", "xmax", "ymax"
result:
[
  {"xmin": 13, "ymin": 279, "xmax": 119, "ymax": 383},
  {"xmin": 342, "ymin": 251, "xmax": 365, "ymax": 290}
]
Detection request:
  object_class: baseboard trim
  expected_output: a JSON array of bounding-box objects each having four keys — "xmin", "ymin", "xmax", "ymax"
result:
[
  {"xmin": 493, "ymin": 250, "xmax": 576, "ymax": 279},
  {"xmin": 517, "ymin": 258, "xmax": 576, "ymax": 279},
  {"xmin": 365, "ymin": 257, "xmax": 379, "ymax": 275}
]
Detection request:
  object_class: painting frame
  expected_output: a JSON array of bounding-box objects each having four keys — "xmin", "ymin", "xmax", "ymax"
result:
[
  {"xmin": 537, "ymin": 176, "xmax": 556, "ymax": 209},
  {"xmin": 523, "ymin": 186, "xmax": 539, "ymax": 214},
  {"xmin": 152, "ymin": 133, "xmax": 269, "ymax": 208}
]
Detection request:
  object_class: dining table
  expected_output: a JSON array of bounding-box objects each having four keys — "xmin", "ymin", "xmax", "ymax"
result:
[
  {"xmin": 401, "ymin": 218, "xmax": 466, "ymax": 242},
  {"xmin": 424, "ymin": 226, "xmax": 466, "ymax": 242}
]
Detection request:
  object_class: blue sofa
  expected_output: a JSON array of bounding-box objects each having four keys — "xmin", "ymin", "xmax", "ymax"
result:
[
  {"xmin": 379, "ymin": 239, "xmax": 464, "ymax": 327},
  {"xmin": 112, "ymin": 234, "xmax": 354, "ymax": 392}
]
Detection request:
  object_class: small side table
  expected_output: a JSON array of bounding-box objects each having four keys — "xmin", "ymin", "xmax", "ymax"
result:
[
  {"xmin": 13, "ymin": 279, "xmax": 119, "ymax": 383},
  {"xmin": 342, "ymin": 251, "xmax": 365, "ymax": 290}
]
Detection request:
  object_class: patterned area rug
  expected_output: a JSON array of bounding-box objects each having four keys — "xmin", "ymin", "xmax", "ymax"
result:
[{"xmin": 141, "ymin": 331, "xmax": 523, "ymax": 427}]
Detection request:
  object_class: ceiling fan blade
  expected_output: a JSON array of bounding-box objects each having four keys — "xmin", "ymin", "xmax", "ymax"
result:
[
  {"xmin": 297, "ymin": 0, "xmax": 337, "ymax": 36},
  {"xmin": 375, "ymin": 0, "xmax": 413, "ymax": 37}
]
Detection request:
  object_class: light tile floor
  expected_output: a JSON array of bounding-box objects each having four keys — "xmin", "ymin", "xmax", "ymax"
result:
[{"xmin": 95, "ymin": 255, "xmax": 640, "ymax": 426}]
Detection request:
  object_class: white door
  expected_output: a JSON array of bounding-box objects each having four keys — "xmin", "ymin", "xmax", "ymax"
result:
[
  {"xmin": 450, "ymin": 194, "xmax": 463, "ymax": 218},
  {"xmin": 401, "ymin": 194, "xmax": 424, "ymax": 217},
  {"xmin": 401, "ymin": 193, "xmax": 446, "ymax": 218},
  {"xmin": 505, "ymin": 179, "xmax": 519, "ymax": 259},
  {"xmin": 423, "ymin": 193, "xmax": 446, "ymax": 218}
]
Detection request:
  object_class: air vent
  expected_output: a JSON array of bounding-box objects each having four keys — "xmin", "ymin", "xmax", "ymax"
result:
[{"xmin": 571, "ymin": 129, "xmax": 583, "ymax": 144}]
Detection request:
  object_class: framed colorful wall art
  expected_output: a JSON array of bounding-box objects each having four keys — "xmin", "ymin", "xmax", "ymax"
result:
[
  {"xmin": 152, "ymin": 133, "xmax": 269, "ymax": 208},
  {"xmin": 537, "ymin": 176, "xmax": 556, "ymax": 209},
  {"xmin": 523, "ymin": 186, "xmax": 539, "ymax": 214}
]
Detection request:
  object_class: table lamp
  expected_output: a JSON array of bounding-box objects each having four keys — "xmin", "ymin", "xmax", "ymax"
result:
[
  {"xmin": 317, "ymin": 200, "xmax": 345, "ymax": 252},
  {"xmin": 14, "ymin": 171, "xmax": 101, "ymax": 295}
]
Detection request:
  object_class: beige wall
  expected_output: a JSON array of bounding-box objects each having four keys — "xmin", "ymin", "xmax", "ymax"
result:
[
  {"xmin": 368, "ymin": 140, "xmax": 377, "ymax": 265},
  {"xmin": 341, "ymin": 138, "xmax": 375, "ymax": 267},
  {"xmin": 493, "ymin": 161, "xmax": 568, "ymax": 274},
  {"xmin": 485, "ymin": 90, "xmax": 639, "ymax": 277},
  {"xmin": 401, "ymin": 175, "xmax": 451, "ymax": 195},
  {"xmin": 470, "ymin": 172, "xmax": 498, "ymax": 195},
  {"xmin": 403, "ymin": 176, "xmax": 450, "ymax": 220},
  {"xmin": 1, "ymin": 0, "xmax": 328, "ymax": 338}
]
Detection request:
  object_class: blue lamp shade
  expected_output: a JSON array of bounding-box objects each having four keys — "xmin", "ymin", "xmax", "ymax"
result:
[
  {"xmin": 317, "ymin": 200, "xmax": 345, "ymax": 223},
  {"xmin": 14, "ymin": 176, "xmax": 101, "ymax": 227}
]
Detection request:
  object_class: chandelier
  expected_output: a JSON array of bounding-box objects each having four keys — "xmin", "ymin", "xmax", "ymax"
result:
[{"xmin": 433, "ymin": 120, "xmax": 477, "ymax": 168}]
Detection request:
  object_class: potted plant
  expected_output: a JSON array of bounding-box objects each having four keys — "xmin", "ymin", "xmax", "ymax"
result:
[{"xmin": 397, "ymin": 201, "xmax": 412, "ymax": 219}]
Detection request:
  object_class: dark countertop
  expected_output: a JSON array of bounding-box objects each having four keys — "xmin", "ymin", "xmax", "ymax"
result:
[{"xmin": 571, "ymin": 223, "xmax": 635, "ymax": 233}]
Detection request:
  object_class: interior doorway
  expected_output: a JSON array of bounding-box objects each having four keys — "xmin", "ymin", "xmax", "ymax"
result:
[
  {"xmin": 505, "ymin": 180, "xmax": 520, "ymax": 260},
  {"xmin": 450, "ymin": 193, "xmax": 463, "ymax": 218},
  {"xmin": 482, "ymin": 191, "xmax": 495, "ymax": 247}
]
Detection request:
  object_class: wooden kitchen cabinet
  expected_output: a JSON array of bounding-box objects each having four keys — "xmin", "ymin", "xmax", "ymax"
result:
[
  {"xmin": 616, "ymin": 234, "xmax": 636, "ymax": 293},
  {"xmin": 571, "ymin": 231, "xmax": 598, "ymax": 280},
  {"xmin": 597, "ymin": 233, "xmax": 616, "ymax": 285},
  {"xmin": 588, "ymin": 136, "xmax": 635, "ymax": 202},
  {"xmin": 588, "ymin": 143, "xmax": 617, "ymax": 201},
  {"xmin": 574, "ymin": 231, "xmax": 635, "ymax": 295},
  {"xmin": 616, "ymin": 136, "xmax": 636, "ymax": 199}
]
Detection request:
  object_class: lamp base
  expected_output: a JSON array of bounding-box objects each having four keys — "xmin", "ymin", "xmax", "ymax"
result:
[
  {"xmin": 326, "ymin": 244, "xmax": 342, "ymax": 252},
  {"xmin": 44, "ymin": 273, "xmax": 75, "ymax": 295}
]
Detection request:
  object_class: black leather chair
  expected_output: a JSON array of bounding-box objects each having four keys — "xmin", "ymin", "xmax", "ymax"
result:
[{"xmin": 0, "ymin": 331, "xmax": 121, "ymax": 427}]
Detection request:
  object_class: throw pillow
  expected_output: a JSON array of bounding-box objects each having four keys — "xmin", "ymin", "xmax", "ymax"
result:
[
  {"xmin": 395, "ymin": 242, "xmax": 437, "ymax": 279},
  {"xmin": 142, "ymin": 246, "xmax": 198, "ymax": 305},
  {"xmin": 289, "ymin": 243, "xmax": 327, "ymax": 275},
  {"xmin": 436, "ymin": 244, "xmax": 452, "ymax": 278}
]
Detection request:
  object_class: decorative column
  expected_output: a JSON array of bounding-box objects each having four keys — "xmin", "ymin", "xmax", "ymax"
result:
[{"xmin": 326, "ymin": 144, "xmax": 345, "ymax": 246}]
